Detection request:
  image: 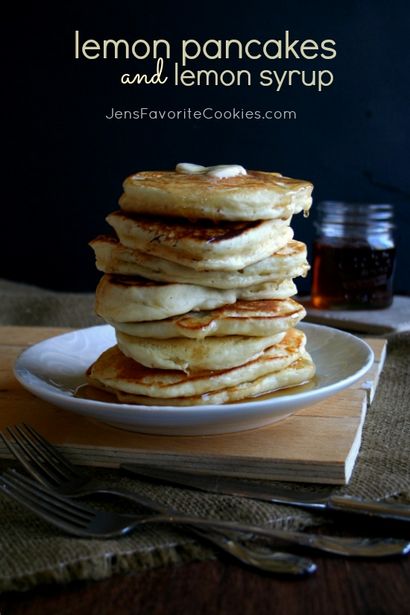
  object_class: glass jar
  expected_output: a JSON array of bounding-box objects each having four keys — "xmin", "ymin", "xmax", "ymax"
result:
[{"xmin": 311, "ymin": 202, "xmax": 396, "ymax": 310}]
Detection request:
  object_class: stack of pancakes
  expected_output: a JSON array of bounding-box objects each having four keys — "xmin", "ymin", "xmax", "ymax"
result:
[{"xmin": 87, "ymin": 164, "xmax": 316, "ymax": 405}]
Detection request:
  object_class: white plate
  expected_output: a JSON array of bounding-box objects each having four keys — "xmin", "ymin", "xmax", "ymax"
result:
[{"xmin": 14, "ymin": 323, "xmax": 373, "ymax": 436}]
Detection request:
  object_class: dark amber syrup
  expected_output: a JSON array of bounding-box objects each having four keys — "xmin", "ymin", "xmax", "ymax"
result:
[{"xmin": 311, "ymin": 241, "xmax": 396, "ymax": 310}]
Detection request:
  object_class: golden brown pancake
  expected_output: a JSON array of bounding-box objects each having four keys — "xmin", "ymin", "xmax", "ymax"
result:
[
  {"xmin": 106, "ymin": 211, "xmax": 293, "ymax": 271},
  {"xmin": 110, "ymin": 298, "xmax": 306, "ymax": 339},
  {"xmin": 95, "ymin": 274, "xmax": 297, "ymax": 323},
  {"xmin": 116, "ymin": 330, "xmax": 287, "ymax": 372},
  {"xmin": 88, "ymin": 352, "xmax": 315, "ymax": 405},
  {"xmin": 119, "ymin": 170, "xmax": 313, "ymax": 221},
  {"xmin": 90, "ymin": 236, "xmax": 309, "ymax": 287},
  {"xmin": 87, "ymin": 328, "xmax": 307, "ymax": 399}
]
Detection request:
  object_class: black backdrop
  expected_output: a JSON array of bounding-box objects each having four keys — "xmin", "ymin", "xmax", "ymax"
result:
[{"xmin": 4, "ymin": 0, "xmax": 410, "ymax": 294}]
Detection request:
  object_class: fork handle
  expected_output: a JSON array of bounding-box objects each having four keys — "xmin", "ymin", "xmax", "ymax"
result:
[
  {"xmin": 143, "ymin": 515, "xmax": 409, "ymax": 558},
  {"xmin": 327, "ymin": 496, "xmax": 410, "ymax": 522},
  {"xmin": 186, "ymin": 528, "xmax": 316, "ymax": 575},
  {"xmin": 90, "ymin": 487, "xmax": 314, "ymax": 574},
  {"xmin": 84, "ymin": 488, "xmax": 409, "ymax": 557}
]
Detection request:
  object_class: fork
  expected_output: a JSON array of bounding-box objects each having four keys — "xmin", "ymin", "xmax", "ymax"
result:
[
  {"xmin": 0, "ymin": 424, "xmax": 315, "ymax": 575},
  {"xmin": 1, "ymin": 469, "xmax": 409, "ymax": 558}
]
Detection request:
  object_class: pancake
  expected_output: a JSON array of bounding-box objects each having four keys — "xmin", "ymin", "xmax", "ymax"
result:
[
  {"xmin": 119, "ymin": 169, "xmax": 313, "ymax": 221},
  {"xmin": 90, "ymin": 236, "xmax": 309, "ymax": 288},
  {"xmin": 110, "ymin": 299, "xmax": 306, "ymax": 339},
  {"xmin": 96, "ymin": 274, "xmax": 297, "ymax": 323},
  {"xmin": 106, "ymin": 211, "xmax": 293, "ymax": 271},
  {"xmin": 88, "ymin": 352, "xmax": 316, "ymax": 406},
  {"xmin": 116, "ymin": 330, "xmax": 286, "ymax": 372},
  {"xmin": 87, "ymin": 328, "xmax": 306, "ymax": 398}
]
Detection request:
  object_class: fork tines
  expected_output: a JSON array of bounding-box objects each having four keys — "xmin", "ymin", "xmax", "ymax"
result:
[
  {"xmin": 1, "ymin": 423, "xmax": 80, "ymax": 485},
  {"xmin": 0, "ymin": 469, "xmax": 93, "ymax": 530}
]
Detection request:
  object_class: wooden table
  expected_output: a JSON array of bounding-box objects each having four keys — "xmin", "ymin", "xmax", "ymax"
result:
[{"xmin": 1, "ymin": 549, "xmax": 409, "ymax": 615}]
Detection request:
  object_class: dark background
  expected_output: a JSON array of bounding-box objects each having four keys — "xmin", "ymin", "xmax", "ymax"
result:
[{"xmin": 4, "ymin": 0, "xmax": 410, "ymax": 294}]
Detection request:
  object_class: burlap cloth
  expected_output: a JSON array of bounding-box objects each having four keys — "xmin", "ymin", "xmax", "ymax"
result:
[{"xmin": 0, "ymin": 279, "xmax": 409, "ymax": 592}]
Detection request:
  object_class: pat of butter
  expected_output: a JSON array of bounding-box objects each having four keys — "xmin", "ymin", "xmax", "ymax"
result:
[{"xmin": 176, "ymin": 163, "xmax": 247, "ymax": 179}]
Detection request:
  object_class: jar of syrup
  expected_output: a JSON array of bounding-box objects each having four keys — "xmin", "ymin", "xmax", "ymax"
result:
[{"xmin": 311, "ymin": 202, "xmax": 396, "ymax": 310}]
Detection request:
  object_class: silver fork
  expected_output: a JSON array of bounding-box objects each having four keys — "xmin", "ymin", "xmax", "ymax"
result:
[
  {"xmin": 1, "ymin": 470, "xmax": 409, "ymax": 558},
  {"xmin": 0, "ymin": 424, "xmax": 315, "ymax": 575}
]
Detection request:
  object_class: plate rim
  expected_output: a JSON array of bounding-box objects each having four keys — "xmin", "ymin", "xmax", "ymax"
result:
[{"xmin": 13, "ymin": 322, "xmax": 374, "ymax": 415}]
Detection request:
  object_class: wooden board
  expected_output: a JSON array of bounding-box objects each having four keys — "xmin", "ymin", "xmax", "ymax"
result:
[{"xmin": 0, "ymin": 327, "xmax": 387, "ymax": 485}]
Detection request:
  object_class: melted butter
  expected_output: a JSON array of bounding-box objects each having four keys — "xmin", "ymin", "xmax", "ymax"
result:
[{"xmin": 176, "ymin": 162, "xmax": 247, "ymax": 179}]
